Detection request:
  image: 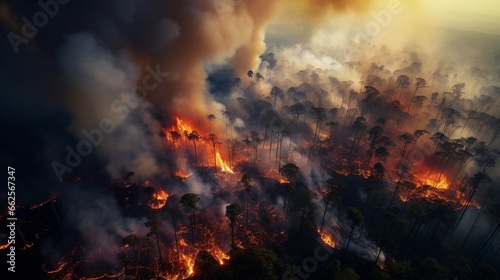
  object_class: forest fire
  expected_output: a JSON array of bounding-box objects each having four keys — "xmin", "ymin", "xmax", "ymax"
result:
[
  {"xmin": 210, "ymin": 247, "xmax": 230, "ymax": 265},
  {"xmin": 180, "ymin": 252, "xmax": 196, "ymax": 277},
  {"xmin": 166, "ymin": 116, "xmax": 234, "ymax": 173},
  {"xmin": 176, "ymin": 117, "xmax": 196, "ymax": 135},
  {"xmin": 0, "ymin": 242, "xmax": 10, "ymax": 250},
  {"xmin": 215, "ymin": 151, "xmax": 234, "ymax": 174},
  {"xmin": 148, "ymin": 189, "xmax": 169, "ymax": 210},
  {"xmin": 318, "ymin": 230, "xmax": 336, "ymax": 248},
  {"xmin": 44, "ymin": 262, "xmax": 67, "ymax": 274},
  {"xmin": 5, "ymin": 1, "xmax": 500, "ymax": 279},
  {"xmin": 416, "ymin": 170, "xmax": 450, "ymax": 189},
  {"xmin": 175, "ymin": 170, "xmax": 193, "ymax": 180}
]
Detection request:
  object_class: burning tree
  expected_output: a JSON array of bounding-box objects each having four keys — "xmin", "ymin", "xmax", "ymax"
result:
[
  {"xmin": 320, "ymin": 178, "xmax": 345, "ymax": 233},
  {"xmin": 165, "ymin": 195, "xmax": 183, "ymax": 260},
  {"xmin": 188, "ymin": 131, "xmax": 201, "ymax": 166},
  {"xmin": 122, "ymin": 234, "xmax": 142, "ymax": 279}
]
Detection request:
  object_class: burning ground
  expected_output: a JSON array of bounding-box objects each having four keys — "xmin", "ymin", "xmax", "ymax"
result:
[{"xmin": 2, "ymin": 0, "xmax": 500, "ymax": 279}]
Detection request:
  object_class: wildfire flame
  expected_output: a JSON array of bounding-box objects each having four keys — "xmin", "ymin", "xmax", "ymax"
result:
[
  {"xmin": 169, "ymin": 117, "xmax": 234, "ymax": 174},
  {"xmin": 175, "ymin": 170, "xmax": 193, "ymax": 180},
  {"xmin": 210, "ymin": 247, "xmax": 230, "ymax": 265},
  {"xmin": 175, "ymin": 117, "xmax": 193, "ymax": 134},
  {"xmin": 44, "ymin": 261, "xmax": 67, "ymax": 274},
  {"xmin": 0, "ymin": 243, "xmax": 10, "ymax": 250},
  {"xmin": 318, "ymin": 230, "xmax": 336, "ymax": 248},
  {"xmin": 416, "ymin": 170, "xmax": 450, "ymax": 189},
  {"xmin": 148, "ymin": 189, "xmax": 169, "ymax": 210},
  {"xmin": 215, "ymin": 151, "xmax": 234, "ymax": 174},
  {"xmin": 279, "ymin": 178, "xmax": 289, "ymax": 184},
  {"xmin": 180, "ymin": 252, "xmax": 196, "ymax": 276}
]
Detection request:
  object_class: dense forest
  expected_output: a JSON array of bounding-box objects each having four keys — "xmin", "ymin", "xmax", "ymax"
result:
[{"xmin": 1, "ymin": 0, "xmax": 500, "ymax": 279}]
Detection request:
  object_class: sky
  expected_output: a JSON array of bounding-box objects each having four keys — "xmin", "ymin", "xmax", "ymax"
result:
[
  {"xmin": 425, "ymin": 0, "xmax": 500, "ymax": 16},
  {"xmin": 420, "ymin": 0, "xmax": 500, "ymax": 34}
]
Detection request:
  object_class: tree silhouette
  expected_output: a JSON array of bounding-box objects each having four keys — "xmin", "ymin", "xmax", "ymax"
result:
[
  {"xmin": 170, "ymin": 130, "xmax": 182, "ymax": 151},
  {"xmin": 188, "ymin": 131, "xmax": 201, "ymax": 166},
  {"xmin": 207, "ymin": 114, "xmax": 216, "ymax": 133},
  {"xmin": 145, "ymin": 214, "xmax": 164, "ymax": 271},
  {"xmin": 308, "ymin": 107, "xmax": 327, "ymax": 161},
  {"xmin": 241, "ymin": 173, "xmax": 252, "ymax": 222},
  {"xmin": 396, "ymin": 75, "xmax": 410, "ymax": 101},
  {"xmin": 411, "ymin": 95, "xmax": 427, "ymax": 115},
  {"xmin": 320, "ymin": 178, "xmax": 345, "ymax": 233},
  {"xmin": 398, "ymin": 132, "xmax": 415, "ymax": 161},
  {"xmin": 348, "ymin": 116, "xmax": 367, "ymax": 165},
  {"xmin": 270, "ymin": 86, "xmax": 284, "ymax": 109},
  {"xmin": 345, "ymin": 207, "xmax": 364, "ymax": 258},
  {"xmin": 326, "ymin": 121, "xmax": 339, "ymax": 148},
  {"xmin": 279, "ymin": 163, "xmax": 299, "ymax": 220},
  {"xmin": 181, "ymin": 193, "xmax": 200, "ymax": 244},
  {"xmin": 407, "ymin": 78, "xmax": 428, "ymax": 113},
  {"xmin": 226, "ymin": 203, "xmax": 242, "ymax": 248},
  {"xmin": 165, "ymin": 195, "xmax": 182, "ymax": 260},
  {"xmin": 123, "ymin": 234, "xmax": 142, "ymax": 279},
  {"xmin": 361, "ymin": 85, "xmax": 379, "ymax": 116},
  {"xmin": 366, "ymin": 125, "xmax": 383, "ymax": 167},
  {"xmin": 374, "ymin": 146, "xmax": 389, "ymax": 163},
  {"xmin": 473, "ymin": 203, "xmax": 500, "ymax": 264},
  {"xmin": 250, "ymin": 131, "xmax": 261, "ymax": 166},
  {"xmin": 256, "ymin": 72, "xmax": 264, "ymax": 81},
  {"xmin": 247, "ymin": 70, "xmax": 253, "ymax": 81},
  {"xmin": 208, "ymin": 134, "xmax": 221, "ymax": 171},
  {"xmin": 279, "ymin": 163, "xmax": 299, "ymax": 182},
  {"xmin": 388, "ymin": 161, "xmax": 410, "ymax": 208}
]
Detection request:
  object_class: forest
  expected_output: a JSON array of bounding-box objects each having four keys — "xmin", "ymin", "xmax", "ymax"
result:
[{"xmin": 1, "ymin": 0, "xmax": 500, "ymax": 279}]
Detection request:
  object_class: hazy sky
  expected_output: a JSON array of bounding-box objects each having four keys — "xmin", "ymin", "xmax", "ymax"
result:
[
  {"xmin": 424, "ymin": 0, "xmax": 500, "ymax": 16},
  {"xmin": 421, "ymin": 0, "xmax": 500, "ymax": 34}
]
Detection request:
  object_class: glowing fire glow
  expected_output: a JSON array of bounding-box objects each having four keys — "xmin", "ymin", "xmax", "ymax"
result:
[
  {"xmin": 318, "ymin": 230, "xmax": 336, "ymax": 248},
  {"xmin": 279, "ymin": 178, "xmax": 289, "ymax": 184},
  {"xmin": 215, "ymin": 151, "xmax": 234, "ymax": 174},
  {"xmin": 181, "ymin": 253, "xmax": 196, "ymax": 276},
  {"xmin": 148, "ymin": 189, "xmax": 169, "ymax": 210},
  {"xmin": 416, "ymin": 170, "xmax": 450, "ymax": 189},
  {"xmin": 211, "ymin": 247, "xmax": 230, "ymax": 265},
  {"xmin": 44, "ymin": 261, "xmax": 67, "ymax": 274},
  {"xmin": 175, "ymin": 170, "xmax": 193, "ymax": 180},
  {"xmin": 175, "ymin": 117, "xmax": 193, "ymax": 134}
]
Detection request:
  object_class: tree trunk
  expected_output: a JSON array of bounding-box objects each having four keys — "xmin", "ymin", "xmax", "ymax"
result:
[
  {"xmin": 231, "ymin": 222, "xmax": 235, "ymax": 248},
  {"xmin": 320, "ymin": 199, "xmax": 330, "ymax": 233},
  {"xmin": 193, "ymin": 142, "xmax": 198, "ymax": 166},
  {"xmin": 154, "ymin": 232, "xmax": 164, "ymax": 271},
  {"xmin": 173, "ymin": 218, "xmax": 180, "ymax": 260},
  {"xmin": 345, "ymin": 221, "xmax": 356, "ymax": 258}
]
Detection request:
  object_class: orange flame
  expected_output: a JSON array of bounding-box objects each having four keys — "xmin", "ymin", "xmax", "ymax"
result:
[
  {"xmin": 0, "ymin": 243, "xmax": 10, "ymax": 250},
  {"xmin": 148, "ymin": 189, "xmax": 169, "ymax": 210},
  {"xmin": 180, "ymin": 252, "xmax": 196, "ymax": 276},
  {"xmin": 318, "ymin": 230, "xmax": 336, "ymax": 248},
  {"xmin": 175, "ymin": 170, "xmax": 193, "ymax": 180},
  {"xmin": 44, "ymin": 261, "xmax": 67, "ymax": 274},
  {"xmin": 279, "ymin": 178, "xmax": 289, "ymax": 184},
  {"xmin": 175, "ymin": 117, "xmax": 194, "ymax": 134},
  {"xmin": 210, "ymin": 247, "xmax": 230, "ymax": 265},
  {"xmin": 216, "ymin": 151, "xmax": 234, "ymax": 174},
  {"xmin": 416, "ymin": 170, "xmax": 449, "ymax": 189}
]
